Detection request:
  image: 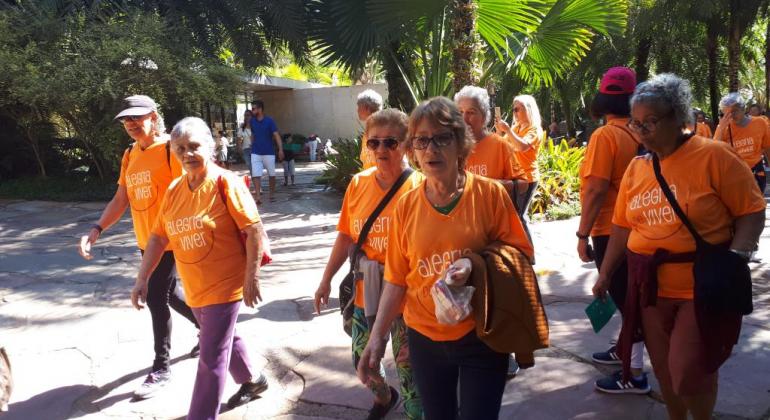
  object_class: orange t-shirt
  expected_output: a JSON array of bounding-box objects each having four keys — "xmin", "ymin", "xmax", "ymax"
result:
[
  {"xmin": 714, "ymin": 117, "xmax": 770, "ymax": 167},
  {"xmin": 466, "ymin": 133, "xmax": 525, "ymax": 180},
  {"xmin": 385, "ymin": 172, "xmax": 534, "ymax": 341},
  {"xmin": 510, "ymin": 124, "xmax": 542, "ymax": 182},
  {"xmin": 152, "ymin": 168, "xmax": 261, "ymax": 308},
  {"xmin": 613, "ymin": 136, "xmax": 765, "ymax": 299},
  {"xmin": 337, "ymin": 167, "xmax": 424, "ymax": 308},
  {"xmin": 695, "ymin": 122, "xmax": 712, "ymax": 138},
  {"xmin": 118, "ymin": 139, "xmax": 183, "ymax": 250},
  {"xmin": 579, "ymin": 117, "xmax": 641, "ymax": 236},
  {"xmin": 359, "ymin": 134, "xmax": 377, "ymax": 170}
]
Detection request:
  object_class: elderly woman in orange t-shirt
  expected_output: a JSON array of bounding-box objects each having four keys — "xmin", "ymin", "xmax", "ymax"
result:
[
  {"xmin": 358, "ymin": 97, "xmax": 533, "ymax": 420},
  {"xmin": 495, "ymin": 95, "xmax": 544, "ymax": 232},
  {"xmin": 593, "ymin": 74, "xmax": 765, "ymax": 420},
  {"xmin": 313, "ymin": 108, "xmax": 423, "ymax": 420},
  {"xmin": 132, "ymin": 117, "xmax": 269, "ymax": 420}
]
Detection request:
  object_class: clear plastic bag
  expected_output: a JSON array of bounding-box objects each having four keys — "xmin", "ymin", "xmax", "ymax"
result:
[{"xmin": 431, "ymin": 274, "xmax": 475, "ymax": 325}]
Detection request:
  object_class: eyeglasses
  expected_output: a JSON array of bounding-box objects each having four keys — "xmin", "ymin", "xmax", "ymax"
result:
[
  {"xmin": 626, "ymin": 115, "xmax": 670, "ymax": 134},
  {"xmin": 366, "ymin": 137, "xmax": 400, "ymax": 151},
  {"xmin": 412, "ymin": 132, "xmax": 455, "ymax": 150},
  {"xmin": 513, "ymin": 107, "xmax": 523, "ymax": 112},
  {"xmin": 119, "ymin": 114, "xmax": 149, "ymax": 123}
]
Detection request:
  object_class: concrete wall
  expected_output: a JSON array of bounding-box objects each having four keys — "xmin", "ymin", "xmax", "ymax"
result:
[{"xmin": 237, "ymin": 84, "xmax": 388, "ymax": 141}]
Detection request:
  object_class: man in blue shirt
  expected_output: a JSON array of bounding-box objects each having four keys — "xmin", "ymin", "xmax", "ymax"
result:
[{"xmin": 250, "ymin": 100, "xmax": 284, "ymax": 204}]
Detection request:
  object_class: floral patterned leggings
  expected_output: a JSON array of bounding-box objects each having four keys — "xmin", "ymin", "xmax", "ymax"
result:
[{"xmin": 351, "ymin": 306, "xmax": 423, "ymax": 419}]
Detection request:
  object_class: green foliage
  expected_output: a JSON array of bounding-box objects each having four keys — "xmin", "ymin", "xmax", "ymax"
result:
[
  {"xmin": 0, "ymin": 176, "xmax": 117, "ymax": 202},
  {"xmin": 530, "ymin": 138, "xmax": 585, "ymax": 220},
  {"xmin": 315, "ymin": 138, "xmax": 363, "ymax": 192}
]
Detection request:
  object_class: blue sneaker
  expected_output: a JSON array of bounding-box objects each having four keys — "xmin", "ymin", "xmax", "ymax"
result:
[
  {"xmin": 591, "ymin": 345, "xmax": 621, "ymax": 365},
  {"xmin": 595, "ymin": 371, "xmax": 651, "ymax": 394}
]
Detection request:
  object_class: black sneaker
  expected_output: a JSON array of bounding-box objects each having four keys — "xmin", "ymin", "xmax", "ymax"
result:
[
  {"xmin": 226, "ymin": 373, "xmax": 269, "ymax": 409},
  {"xmin": 366, "ymin": 386, "xmax": 399, "ymax": 420},
  {"xmin": 133, "ymin": 369, "xmax": 171, "ymax": 400}
]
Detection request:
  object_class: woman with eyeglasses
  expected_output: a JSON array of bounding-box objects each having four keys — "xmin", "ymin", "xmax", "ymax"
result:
[
  {"xmin": 314, "ymin": 108, "xmax": 423, "ymax": 420},
  {"xmin": 593, "ymin": 74, "xmax": 765, "ymax": 420},
  {"xmin": 77, "ymin": 95, "xmax": 200, "ymax": 400},
  {"xmin": 357, "ymin": 97, "xmax": 533, "ymax": 420},
  {"xmin": 495, "ymin": 94, "xmax": 544, "ymax": 225},
  {"xmin": 713, "ymin": 92, "xmax": 770, "ymax": 194}
]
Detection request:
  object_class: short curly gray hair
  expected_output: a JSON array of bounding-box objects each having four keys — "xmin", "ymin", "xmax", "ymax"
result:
[
  {"xmin": 719, "ymin": 92, "xmax": 747, "ymax": 111},
  {"xmin": 356, "ymin": 89, "xmax": 383, "ymax": 113},
  {"xmin": 454, "ymin": 85, "xmax": 491, "ymax": 125},
  {"xmin": 630, "ymin": 73, "xmax": 692, "ymax": 127},
  {"xmin": 170, "ymin": 117, "xmax": 216, "ymax": 160}
]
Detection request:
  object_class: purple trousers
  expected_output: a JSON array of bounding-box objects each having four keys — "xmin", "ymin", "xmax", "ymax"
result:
[{"xmin": 188, "ymin": 301, "xmax": 255, "ymax": 420}]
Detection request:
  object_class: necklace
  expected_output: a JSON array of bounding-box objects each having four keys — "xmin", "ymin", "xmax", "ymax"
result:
[{"xmin": 429, "ymin": 173, "xmax": 465, "ymax": 207}]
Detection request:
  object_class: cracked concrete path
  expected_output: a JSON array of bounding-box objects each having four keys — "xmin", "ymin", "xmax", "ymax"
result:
[{"xmin": 1, "ymin": 162, "xmax": 769, "ymax": 420}]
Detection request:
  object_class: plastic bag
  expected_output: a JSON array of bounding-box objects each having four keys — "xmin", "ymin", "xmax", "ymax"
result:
[{"xmin": 431, "ymin": 273, "xmax": 475, "ymax": 325}]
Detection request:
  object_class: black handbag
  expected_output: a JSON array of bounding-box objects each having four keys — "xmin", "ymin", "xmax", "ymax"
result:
[{"xmin": 339, "ymin": 168, "xmax": 414, "ymax": 336}]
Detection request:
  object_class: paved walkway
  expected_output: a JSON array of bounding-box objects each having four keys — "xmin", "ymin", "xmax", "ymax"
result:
[{"xmin": 1, "ymin": 162, "xmax": 769, "ymax": 420}]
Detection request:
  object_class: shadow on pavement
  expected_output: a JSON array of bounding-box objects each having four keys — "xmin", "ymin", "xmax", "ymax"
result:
[{"xmin": 3, "ymin": 384, "xmax": 93, "ymax": 420}]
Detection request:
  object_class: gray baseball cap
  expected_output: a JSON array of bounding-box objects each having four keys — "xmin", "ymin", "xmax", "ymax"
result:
[{"xmin": 114, "ymin": 95, "xmax": 158, "ymax": 120}]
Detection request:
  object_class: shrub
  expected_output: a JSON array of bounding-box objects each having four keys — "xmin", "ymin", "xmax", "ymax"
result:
[
  {"xmin": 530, "ymin": 138, "xmax": 585, "ymax": 221},
  {"xmin": 315, "ymin": 136, "xmax": 363, "ymax": 192}
]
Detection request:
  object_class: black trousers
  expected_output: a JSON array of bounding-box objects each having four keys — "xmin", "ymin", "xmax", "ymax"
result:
[
  {"xmin": 513, "ymin": 181, "xmax": 538, "ymax": 246},
  {"xmin": 408, "ymin": 328, "xmax": 507, "ymax": 420},
  {"xmin": 752, "ymin": 161, "xmax": 766, "ymax": 195},
  {"xmin": 141, "ymin": 250, "xmax": 199, "ymax": 371},
  {"xmin": 590, "ymin": 235, "xmax": 628, "ymax": 313}
]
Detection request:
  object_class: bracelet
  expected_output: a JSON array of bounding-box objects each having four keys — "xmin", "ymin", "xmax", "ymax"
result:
[
  {"xmin": 576, "ymin": 231, "xmax": 589, "ymax": 240},
  {"xmin": 91, "ymin": 224, "xmax": 104, "ymax": 235}
]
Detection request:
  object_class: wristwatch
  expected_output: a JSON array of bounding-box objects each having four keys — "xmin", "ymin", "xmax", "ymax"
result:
[
  {"xmin": 576, "ymin": 231, "xmax": 589, "ymax": 240},
  {"xmin": 730, "ymin": 248, "xmax": 752, "ymax": 262},
  {"xmin": 91, "ymin": 224, "xmax": 104, "ymax": 235}
]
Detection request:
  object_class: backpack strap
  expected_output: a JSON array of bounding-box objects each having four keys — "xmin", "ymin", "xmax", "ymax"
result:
[{"xmin": 166, "ymin": 141, "xmax": 171, "ymax": 169}]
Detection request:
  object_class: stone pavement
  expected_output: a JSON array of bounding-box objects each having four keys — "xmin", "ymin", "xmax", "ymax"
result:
[{"xmin": 0, "ymin": 161, "xmax": 769, "ymax": 420}]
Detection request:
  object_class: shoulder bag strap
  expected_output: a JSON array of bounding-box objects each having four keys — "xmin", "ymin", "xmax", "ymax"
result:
[
  {"xmin": 166, "ymin": 141, "xmax": 171, "ymax": 169},
  {"xmin": 351, "ymin": 168, "xmax": 414, "ymax": 264},
  {"xmin": 651, "ymin": 152, "xmax": 706, "ymax": 247}
]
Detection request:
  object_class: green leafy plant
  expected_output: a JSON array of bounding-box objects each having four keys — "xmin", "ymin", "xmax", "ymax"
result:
[
  {"xmin": 315, "ymin": 137, "xmax": 363, "ymax": 192},
  {"xmin": 530, "ymin": 138, "xmax": 584, "ymax": 220}
]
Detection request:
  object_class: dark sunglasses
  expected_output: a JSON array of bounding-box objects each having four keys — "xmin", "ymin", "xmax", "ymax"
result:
[
  {"xmin": 119, "ymin": 114, "xmax": 149, "ymax": 123},
  {"xmin": 412, "ymin": 132, "xmax": 455, "ymax": 150},
  {"xmin": 366, "ymin": 137, "xmax": 400, "ymax": 151},
  {"xmin": 513, "ymin": 107, "xmax": 523, "ymax": 112}
]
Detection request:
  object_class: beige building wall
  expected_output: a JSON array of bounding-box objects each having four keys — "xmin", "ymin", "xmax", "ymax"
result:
[{"xmin": 238, "ymin": 84, "xmax": 388, "ymax": 141}]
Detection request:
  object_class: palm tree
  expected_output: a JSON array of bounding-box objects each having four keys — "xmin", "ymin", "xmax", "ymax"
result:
[{"xmin": 309, "ymin": 0, "xmax": 627, "ymax": 111}]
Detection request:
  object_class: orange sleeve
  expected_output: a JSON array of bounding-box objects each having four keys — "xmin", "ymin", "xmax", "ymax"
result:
[
  {"xmin": 521, "ymin": 126, "xmax": 539, "ymax": 146},
  {"xmin": 714, "ymin": 147, "xmax": 767, "ymax": 216},
  {"xmin": 491, "ymin": 183, "xmax": 534, "ymax": 258},
  {"xmin": 762, "ymin": 121, "xmax": 770, "ymax": 149},
  {"xmin": 612, "ymin": 162, "xmax": 634, "ymax": 228},
  {"xmin": 500, "ymin": 142, "xmax": 523, "ymax": 180},
  {"xmin": 713, "ymin": 124, "xmax": 726, "ymax": 142},
  {"xmin": 336, "ymin": 180, "xmax": 354, "ymax": 236},
  {"xmin": 223, "ymin": 174, "xmax": 261, "ymax": 229},
  {"xmin": 150, "ymin": 188, "xmax": 170, "ymax": 239},
  {"xmin": 117, "ymin": 149, "xmax": 129, "ymax": 186},
  {"xmin": 581, "ymin": 127, "xmax": 615, "ymax": 181},
  {"xmin": 384, "ymin": 201, "xmax": 409, "ymax": 286}
]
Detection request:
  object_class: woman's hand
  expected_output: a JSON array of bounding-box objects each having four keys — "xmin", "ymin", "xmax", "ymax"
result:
[
  {"xmin": 243, "ymin": 276, "xmax": 262, "ymax": 308},
  {"xmin": 592, "ymin": 273, "xmax": 611, "ymax": 301},
  {"xmin": 495, "ymin": 119, "xmax": 511, "ymax": 136},
  {"xmin": 314, "ymin": 279, "xmax": 332, "ymax": 314},
  {"xmin": 446, "ymin": 258, "xmax": 472, "ymax": 286},
  {"xmin": 577, "ymin": 238, "xmax": 593, "ymax": 262},
  {"xmin": 131, "ymin": 279, "xmax": 149, "ymax": 310},
  {"xmin": 357, "ymin": 335, "xmax": 387, "ymax": 385},
  {"xmin": 719, "ymin": 110, "xmax": 733, "ymax": 128},
  {"xmin": 78, "ymin": 228, "xmax": 100, "ymax": 260}
]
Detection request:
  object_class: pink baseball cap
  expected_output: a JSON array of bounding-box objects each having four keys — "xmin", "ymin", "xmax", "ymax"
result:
[{"xmin": 599, "ymin": 67, "xmax": 636, "ymax": 95}]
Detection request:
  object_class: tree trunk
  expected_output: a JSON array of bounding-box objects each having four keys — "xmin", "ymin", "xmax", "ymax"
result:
[
  {"xmin": 727, "ymin": 0, "xmax": 741, "ymax": 92},
  {"xmin": 24, "ymin": 125, "xmax": 46, "ymax": 178},
  {"xmin": 449, "ymin": 0, "xmax": 477, "ymax": 93},
  {"xmin": 382, "ymin": 42, "xmax": 417, "ymax": 113},
  {"xmin": 557, "ymin": 82, "xmax": 575, "ymax": 138},
  {"xmin": 706, "ymin": 19, "xmax": 721, "ymax": 123},
  {"xmin": 634, "ymin": 36, "xmax": 652, "ymax": 82}
]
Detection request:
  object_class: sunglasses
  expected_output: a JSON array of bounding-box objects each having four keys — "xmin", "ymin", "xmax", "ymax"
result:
[
  {"xmin": 119, "ymin": 114, "xmax": 149, "ymax": 123},
  {"xmin": 513, "ymin": 107, "xmax": 523, "ymax": 112},
  {"xmin": 366, "ymin": 137, "xmax": 400, "ymax": 151},
  {"xmin": 412, "ymin": 132, "xmax": 455, "ymax": 150}
]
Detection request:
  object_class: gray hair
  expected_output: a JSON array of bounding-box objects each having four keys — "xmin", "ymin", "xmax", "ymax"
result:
[
  {"xmin": 356, "ymin": 89, "xmax": 383, "ymax": 113},
  {"xmin": 719, "ymin": 92, "xmax": 747, "ymax": 111},
  {"xmin": 454, "ymin": 85, "xmax": 491, "ymax": 125},
  {"xmin": 630, "ymin": 73, "xmax": 693, "ymax": 127},
  {"xmin": 170, "ymin": 117, "xmax": 216, "ymax": 160},
  {"xmin": 152, "ymin": 111, "xmax": 166, "ymax": 136}
]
